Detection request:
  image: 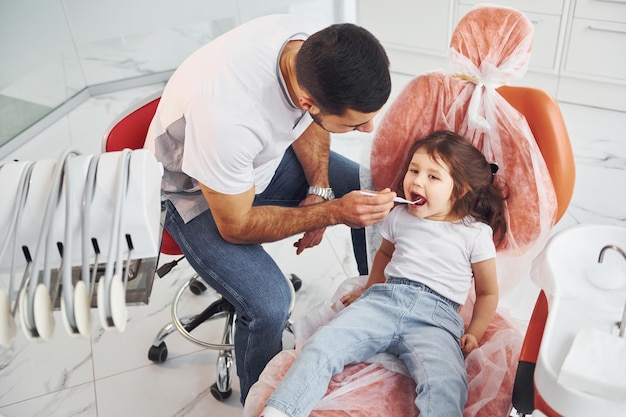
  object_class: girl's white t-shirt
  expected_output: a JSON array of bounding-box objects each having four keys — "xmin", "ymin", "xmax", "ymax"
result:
[{"xmin": 380, "ymin": 206, "xmax": 496, "ymax": 305}]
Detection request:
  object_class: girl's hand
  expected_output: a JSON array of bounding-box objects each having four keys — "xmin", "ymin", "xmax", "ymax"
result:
[
  {"xmin": 460, "ymin": 333, "xmax": 479, "ymax": 355},
  {"xmin": 340, "ymin": 288, "xmax": 366, "ymax": 307}
]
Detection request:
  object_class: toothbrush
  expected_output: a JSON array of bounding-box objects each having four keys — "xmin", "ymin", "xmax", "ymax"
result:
[{"xmin": 359, "ymin": 191, "xmax": 417, "ymax": 204}]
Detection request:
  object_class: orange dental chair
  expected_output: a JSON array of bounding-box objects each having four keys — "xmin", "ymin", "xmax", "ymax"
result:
[
  {"xmin": 243, "ymin": 5, "xmax": 575, "ymax": 417},
  {"xmin": 505, "ymin": 86, "xmax": 575, "ymax": 416}
]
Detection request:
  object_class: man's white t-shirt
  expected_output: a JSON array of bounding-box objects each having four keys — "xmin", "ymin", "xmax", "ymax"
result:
[
  {"xmin": 380, "ymin": 206, "xmax": 496, "ymax": 305},
  {"xmin": 145, "ymin": 14, "xmax": 323, "ymax": 222}
]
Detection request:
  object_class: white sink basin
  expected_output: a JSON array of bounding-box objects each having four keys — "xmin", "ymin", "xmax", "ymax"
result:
[{"xmin": 532, "ymin": 224, "xmax": 626, "ymax": 416}]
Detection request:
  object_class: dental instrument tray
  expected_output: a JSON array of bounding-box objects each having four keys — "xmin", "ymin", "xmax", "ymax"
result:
[{"xmin": 0, "ymin": 149, "xmax": 163, "ymax": 345}]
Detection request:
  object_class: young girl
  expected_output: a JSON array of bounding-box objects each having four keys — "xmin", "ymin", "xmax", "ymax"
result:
[{"xmin": 259, "ymin": 130, "xmax": 507, "ymax": 417}]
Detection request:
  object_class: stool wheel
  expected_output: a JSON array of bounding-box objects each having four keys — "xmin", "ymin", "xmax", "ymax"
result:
[
  {"xmin": 148, "ymin": 341, "xmax": 168, "ymax": 363},
  {"xmin": 210, "ymin": 382, "xmax": 232, "ymax": 401},
  {"xmin": 289, "ymin": 274, "xmax": 302, "ymax": 292},
  {"xmin": 189, "ymin": 278, "xmax": 207, "ymax": 295}
]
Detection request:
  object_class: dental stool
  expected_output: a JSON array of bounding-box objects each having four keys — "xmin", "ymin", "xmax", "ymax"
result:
[
  {"xmin": 147, "ymin": 232, "xmax": 237, "ymax": 402},
  {"xmin": 102, "ymin": 93, "xmax": 251, "ymax": 401},
  {"xmin": 243, "ymin": 5, "xmax": 575, "ymax": 417}
]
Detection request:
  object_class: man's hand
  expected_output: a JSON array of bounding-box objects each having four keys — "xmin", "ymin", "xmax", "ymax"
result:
[
  {"xmin": 293, "ymin": 228, "xmax": 325, "ymax": 254},
  {"xmin": 293, "ymin": 194, "xmax": 327, "ymax": 254},
  {"xmin": 335, "ymin": 188, "xmax": 396, "ymax": 228},
  {"xmin": 292, "ymin": 189, "xmax": 396, "ymax": 254}
]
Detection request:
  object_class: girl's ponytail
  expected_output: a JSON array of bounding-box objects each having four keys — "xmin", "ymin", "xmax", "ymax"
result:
[{"xmin": 474, "ymin": 183, "xmax": 508, "ymax": 248}]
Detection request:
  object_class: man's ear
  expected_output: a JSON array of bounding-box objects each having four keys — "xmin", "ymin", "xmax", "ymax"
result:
[{"xmin": 298, "ymin": 93, "xmax": 319, "ymax": 113}]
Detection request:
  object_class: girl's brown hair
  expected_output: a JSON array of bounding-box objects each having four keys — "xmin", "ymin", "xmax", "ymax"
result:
[{"xmin": 397, "ymin": 130, "xmax": 508, "ymax": 248}]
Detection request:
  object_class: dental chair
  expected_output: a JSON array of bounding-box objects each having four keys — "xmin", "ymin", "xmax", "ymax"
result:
[
  {"xmin": 103, "ymin": 93, "xmax": 237, "ymax": 401},
  {"xmin": 243, "ymin": 5, "xmax": 575, "ymax": 417}
]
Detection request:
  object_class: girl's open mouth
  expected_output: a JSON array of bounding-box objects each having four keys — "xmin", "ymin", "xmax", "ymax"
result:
[{"xmin": 410, "ymin": 193, "xmax": 426, "ymax": 206}]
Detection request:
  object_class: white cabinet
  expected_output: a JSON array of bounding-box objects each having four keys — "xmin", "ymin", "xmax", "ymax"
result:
[
  {"xmin": 564, "ymin": 19, "xmax": 626, "ymax": 80},
  {"xmin": 461, "ymin": 0, "xmax": 565, "ymax": 15},
  {"xmin": 357, "ymin": 0, "xmax": 451, "ymax": 54},
  {"xmin": 355, "ymin": 0, "xmax": 626, "ymax": 112},
  {"xmin": 574, "ymin": 0, "xmax": 626, "ymax": 21},
  {"xmin": 356, "ymin": 0, "xmax": 454, "ymax": 75},
  {"xmin": 558, "ymin": 0, "xmax": 626, "ymax": 110}
]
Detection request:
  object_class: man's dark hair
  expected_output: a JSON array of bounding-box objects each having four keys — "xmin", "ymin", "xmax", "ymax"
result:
[{"xmin": 295, "ymin": 23, "xmax": 391, "ymax": 116}]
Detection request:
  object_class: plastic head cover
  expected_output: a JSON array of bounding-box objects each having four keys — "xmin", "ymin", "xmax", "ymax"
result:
[
  {"xmin": 447, "ymin": 5, "xmax": 557, "ymax": 253},
  {"xmin": 448, "ymin": 5, "xmax": 533, "ymax": 132}
]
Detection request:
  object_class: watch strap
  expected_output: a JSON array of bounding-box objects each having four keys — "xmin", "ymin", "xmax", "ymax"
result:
[{"xmin": 307, "ymin": 186, "xmax": 335, "ymax": 200}]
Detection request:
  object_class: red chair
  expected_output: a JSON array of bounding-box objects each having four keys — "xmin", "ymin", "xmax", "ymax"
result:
[
  {"xmin": 102, "ymin": 94, "xmax": 183, "ymax": 257},
  {"xmin": 102, "ymin": 93, "xmax": 237, "ymax": 401}
]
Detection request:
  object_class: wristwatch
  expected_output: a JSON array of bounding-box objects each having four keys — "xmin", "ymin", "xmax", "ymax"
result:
[{"xmin": 307, "ymin": 186, "xmax": 335, "ymax": 200}]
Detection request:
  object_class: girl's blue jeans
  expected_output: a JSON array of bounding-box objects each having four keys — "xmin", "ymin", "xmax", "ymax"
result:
[
  {"xmin": 163, "ymin": 147, "xmax": 366, "ymax": 403},
  {"xmin": 266, "ymin": 278, "xmax": 468, "ymax": 417}
]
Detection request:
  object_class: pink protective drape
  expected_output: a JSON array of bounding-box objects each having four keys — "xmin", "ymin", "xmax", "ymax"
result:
[{"xmin": 243, "ymin": 277, "xmax": 523, "ymax": 417}]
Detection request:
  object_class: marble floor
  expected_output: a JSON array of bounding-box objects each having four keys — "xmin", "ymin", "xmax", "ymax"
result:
[{"xmin": 0, "ymin": 72, "xmax": 625, "ymax": 417}]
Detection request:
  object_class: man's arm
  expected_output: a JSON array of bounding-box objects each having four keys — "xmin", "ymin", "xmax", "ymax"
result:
[
  {"xmin": 290, "ymin": 118, "xmax": 331, "ymax": 253},
  {"xmin": 201, "ymin": 184, "xmax": 395, "ymax": 245},
  {"xmin": 291, "ymin": 119, "xmax": 331, "ymax": 188}
]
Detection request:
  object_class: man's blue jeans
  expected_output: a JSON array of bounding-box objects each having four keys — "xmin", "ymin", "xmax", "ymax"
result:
[
  {"xmin": 163, "ymin": 147, "xmax": 367, "ymax": 403},
  {"xmin": 266, "ymin": 279, "xmax": 468, "ymax": 417}
]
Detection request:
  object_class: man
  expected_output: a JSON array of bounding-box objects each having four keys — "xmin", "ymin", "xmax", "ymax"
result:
[{"xmin": 144, "ymin": 14, "xmax": 396, "ymax": 403}]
